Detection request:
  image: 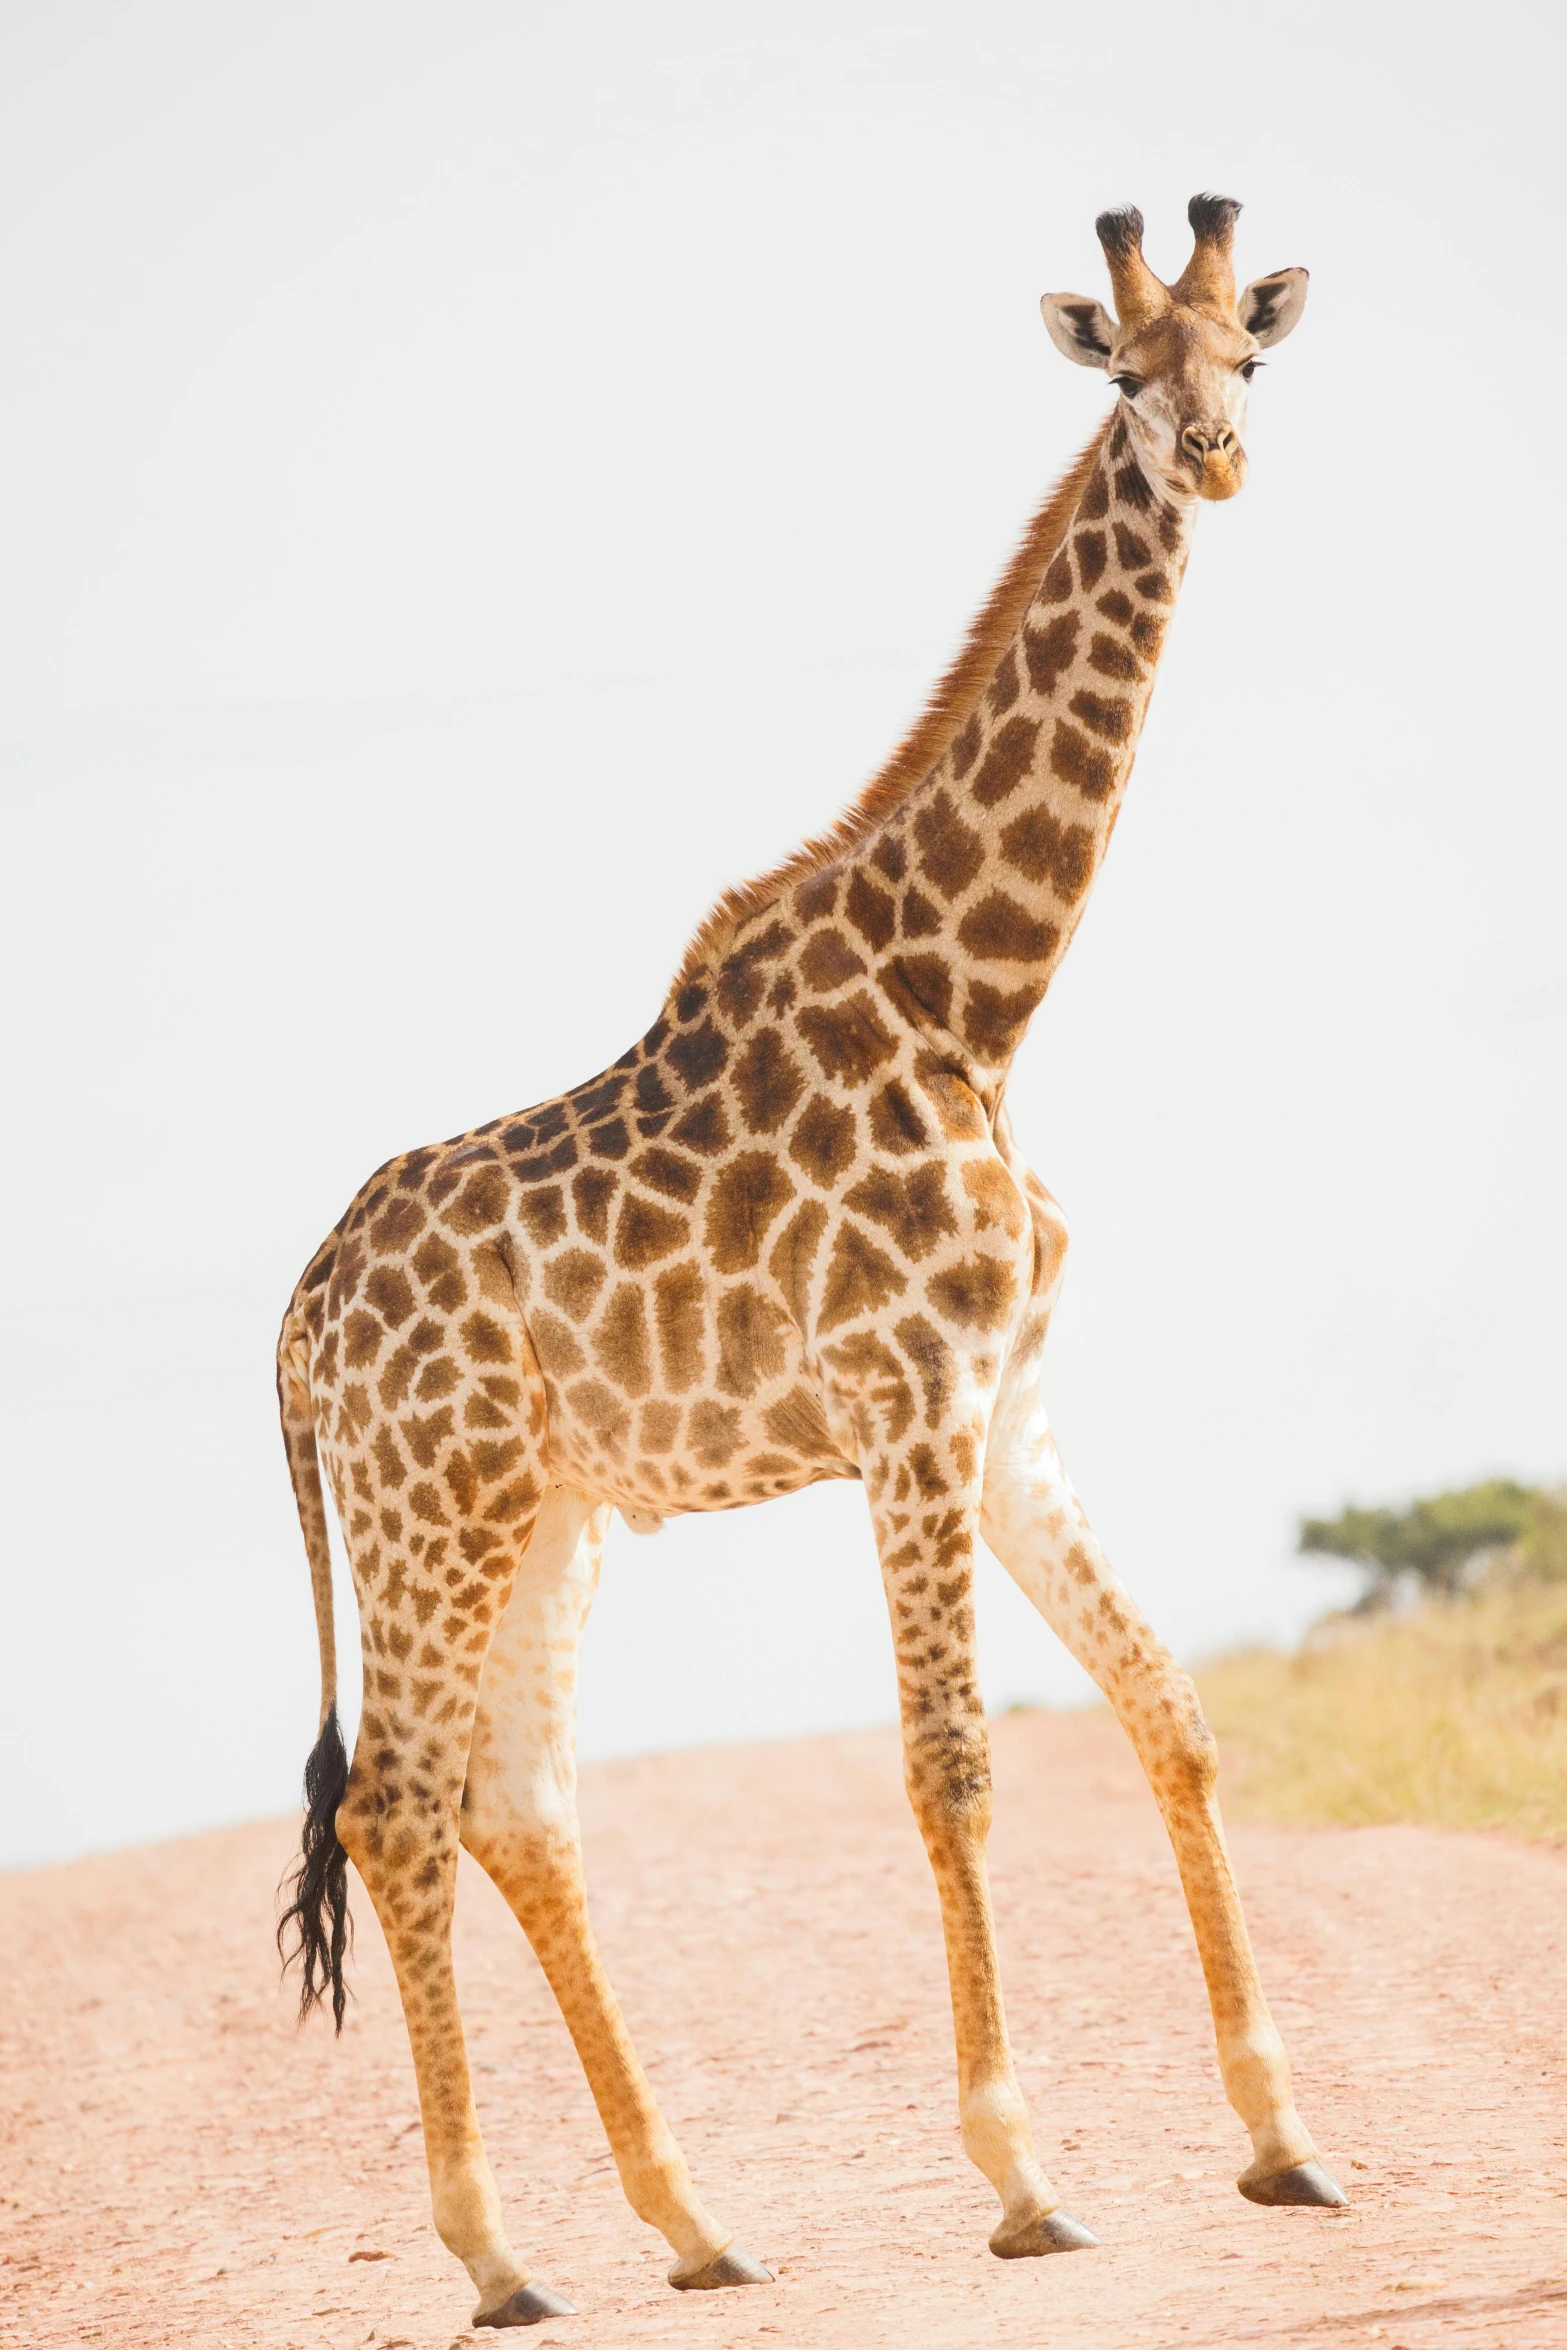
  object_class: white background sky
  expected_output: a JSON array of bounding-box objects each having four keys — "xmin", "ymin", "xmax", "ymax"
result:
[{"xmin": 2, "ymin": 2, "xmax": 1562, "ymax": 1868}]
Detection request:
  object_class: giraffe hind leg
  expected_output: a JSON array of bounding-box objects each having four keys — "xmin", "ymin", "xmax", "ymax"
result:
[
  {"xmin": 461, "ymin": 1486, "xmax": 773, "ymax": 2292},
  {"xmin": 321, "ymin": 1301, "xmax": 579, "ymax": 2321}
]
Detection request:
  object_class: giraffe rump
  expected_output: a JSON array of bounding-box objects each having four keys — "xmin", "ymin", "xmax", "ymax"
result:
[{"xmin": 276, "ymin": 1702, "xmax": 352, "ymax": 2032}]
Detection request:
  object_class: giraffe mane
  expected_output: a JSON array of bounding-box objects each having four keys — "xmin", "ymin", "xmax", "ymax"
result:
[{"xmin": 667, "ymin": 414, "xmax": 1113, "ymax": 998}]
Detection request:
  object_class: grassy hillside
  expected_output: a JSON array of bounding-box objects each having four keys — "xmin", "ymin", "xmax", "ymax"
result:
[{"xmin": 1198, "ymin": 1577, "xmax": 1567, "ymax": 1841}]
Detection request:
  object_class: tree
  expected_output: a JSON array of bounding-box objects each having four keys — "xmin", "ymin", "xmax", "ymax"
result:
[{"xmin": 1298, "ymin": 1479, "xmax": 1542, "ymax": 1607}]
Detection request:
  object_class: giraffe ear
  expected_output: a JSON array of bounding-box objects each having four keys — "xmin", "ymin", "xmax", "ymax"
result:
[
  {"xmin": 1238, "ymin": 267, "xmax": 1308, "ymax": 348},
  {"xmin": 1039, "ymin": 293, "xmax": 1116, "ymax": 369}
]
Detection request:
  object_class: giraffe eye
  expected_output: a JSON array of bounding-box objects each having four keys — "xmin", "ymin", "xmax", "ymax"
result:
[
  {"xmin": 1238, "ymin": 359, "xmax": 1264, "ymax": 382},
  {"xmin": 1110, "ymin": 374, "xmax": 1143, "ymax": 398}
]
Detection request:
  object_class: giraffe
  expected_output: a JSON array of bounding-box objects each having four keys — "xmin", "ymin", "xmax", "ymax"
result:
[{"xmin": 276, "ymin": 193, "xmax": 1330, "ymax": 2329}]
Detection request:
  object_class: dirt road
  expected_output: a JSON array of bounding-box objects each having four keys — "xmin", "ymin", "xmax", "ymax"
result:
[{"xmin": 4, "ymin": 1711, "xmax": 1566, "ymax": 2348}]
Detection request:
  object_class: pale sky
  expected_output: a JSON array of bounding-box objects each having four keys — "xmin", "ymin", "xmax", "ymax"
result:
[{"xmin": 3, "ymin": 1, "xmax": 1562, "ymax": 1866}]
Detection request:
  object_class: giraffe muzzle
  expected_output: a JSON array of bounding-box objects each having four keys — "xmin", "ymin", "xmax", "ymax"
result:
[{"xmin": 1180, "ymin": 421, "xmax": 1246, "ymax": 501}]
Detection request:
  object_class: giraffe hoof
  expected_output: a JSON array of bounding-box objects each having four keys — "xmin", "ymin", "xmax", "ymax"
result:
[
  {"xmin": 1238, "ymin": 2159, "xmax": 1347, "ymax": 2208},
  {"xmin": 669, "ymin": 2244, "xmax": 774, "ymax": 2290},
  {"xmin": 473, "ymin": 2282, "xmax": 577, "ymax": 2326},
  {"xmin": 989, "ymin": 2208, "xmax": 1100, "ymax": 2258}
]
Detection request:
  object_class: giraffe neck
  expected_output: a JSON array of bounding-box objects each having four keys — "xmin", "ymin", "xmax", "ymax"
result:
[
  {"xmin": 830, "ymin": 409, "xmax": 1194, "ymax": 1084},
  {"xmin": 683, "ymin": 413, "xmax": 1198, "ymax": 1086}
]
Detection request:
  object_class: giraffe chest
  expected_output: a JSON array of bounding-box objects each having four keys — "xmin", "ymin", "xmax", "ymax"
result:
[{"xmin": 499, "ymin": 1050, "xmax": 1041, "ymax": 1516}]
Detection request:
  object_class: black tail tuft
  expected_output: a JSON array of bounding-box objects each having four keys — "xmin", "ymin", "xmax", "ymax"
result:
[{"xmin": 277, "ymin": 1703, "xmax": 352, "ymax": 2033}]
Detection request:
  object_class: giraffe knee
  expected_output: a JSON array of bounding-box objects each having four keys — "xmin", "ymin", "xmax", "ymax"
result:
[
  {"xmin": 1130, "ymin": 1666, "xmax": 1218, "ymax": 1802},
  {"xmin": 907, "ymin": 1718, "xmax": 994, "ymax": 1837}
]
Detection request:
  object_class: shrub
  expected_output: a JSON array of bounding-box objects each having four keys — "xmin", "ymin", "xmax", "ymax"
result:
[{"xmin": 1298, "ymin": 1478, "xmax": 1561, "ymax": 1607}]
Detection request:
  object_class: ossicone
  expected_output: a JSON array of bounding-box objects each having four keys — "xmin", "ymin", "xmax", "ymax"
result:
[
  {"xmin": 1094, "ymin": 204, "xmax": 1146, "ymax": 258},
  {"xmin": 1094, "ymin": 203, "xmax": 1166, "ymax": 329},
  {"xmin": 1186, "ymin": 191, "xmax": 1242, "ymax": 244},
  {"xmin": 1173, "ymin": 190, "xmax": 1243, "ymax": 315}
]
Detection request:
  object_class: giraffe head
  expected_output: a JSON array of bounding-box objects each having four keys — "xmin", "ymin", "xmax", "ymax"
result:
[{"xmin": 1039, "ymin": 194, "xmax": 1307, "ymax": 505}]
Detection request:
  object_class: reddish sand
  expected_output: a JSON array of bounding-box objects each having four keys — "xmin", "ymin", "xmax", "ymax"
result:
[{"xmin": 4, "ymin": 1711, "xmax": 1567, "ymax": 2350}]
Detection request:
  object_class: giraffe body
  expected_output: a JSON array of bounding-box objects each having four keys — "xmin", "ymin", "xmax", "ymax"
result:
[{"xmin": 278, "ymin": 197, "xmax": 1337, "ymax": 2327}]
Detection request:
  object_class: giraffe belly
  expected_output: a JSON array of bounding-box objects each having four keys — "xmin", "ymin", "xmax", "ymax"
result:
[{"xmin": 536, "ymin": 1342, "xmax": 859, "ymax": 1522}]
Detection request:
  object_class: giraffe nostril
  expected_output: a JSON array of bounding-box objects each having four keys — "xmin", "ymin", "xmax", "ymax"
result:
[{"xmin": 1180, "ymin": 422, "xmax": 1236, "ymax": 463}]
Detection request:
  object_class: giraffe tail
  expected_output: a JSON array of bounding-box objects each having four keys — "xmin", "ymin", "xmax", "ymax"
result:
[{"xmin": 275, "ymin": 1301, "xmax": 353, "ymax": 2034}]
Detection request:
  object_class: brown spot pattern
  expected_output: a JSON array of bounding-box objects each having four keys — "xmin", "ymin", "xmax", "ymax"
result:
[
  {"xmin": 789, "ymin": 1094, "xmax": 858, "ymax": 1187},
  {"xmin": 704, "ymin": 1154, "xmax": 796, "ymax": 1274},
  {"xmin": 795, "ymin": 994, "xmax": 897, "ymax": 1085},
  {"xmin": 798, "ymin": 930, "xmax": 867, "ymax": 993},
  {"xmin": 913, "ymin": 791, "xmax": 984, "ymax": 901},
  {"xmin": 970, "ymin": 716, "xmax": 1040, "ymax": 809}
]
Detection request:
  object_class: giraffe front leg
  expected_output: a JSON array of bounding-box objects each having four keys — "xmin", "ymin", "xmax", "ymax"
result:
[
  {"xmin": 981, "ymin": 1374, "xmax": 1346, "ymax": 2210},
  {"xmin": 866, "ymin": 1428, "xmax": 1097, "ymax": 2259},
  {"xmin": 461, "ymin": 1485, "xmax": 771, "ymax": 2296}
]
